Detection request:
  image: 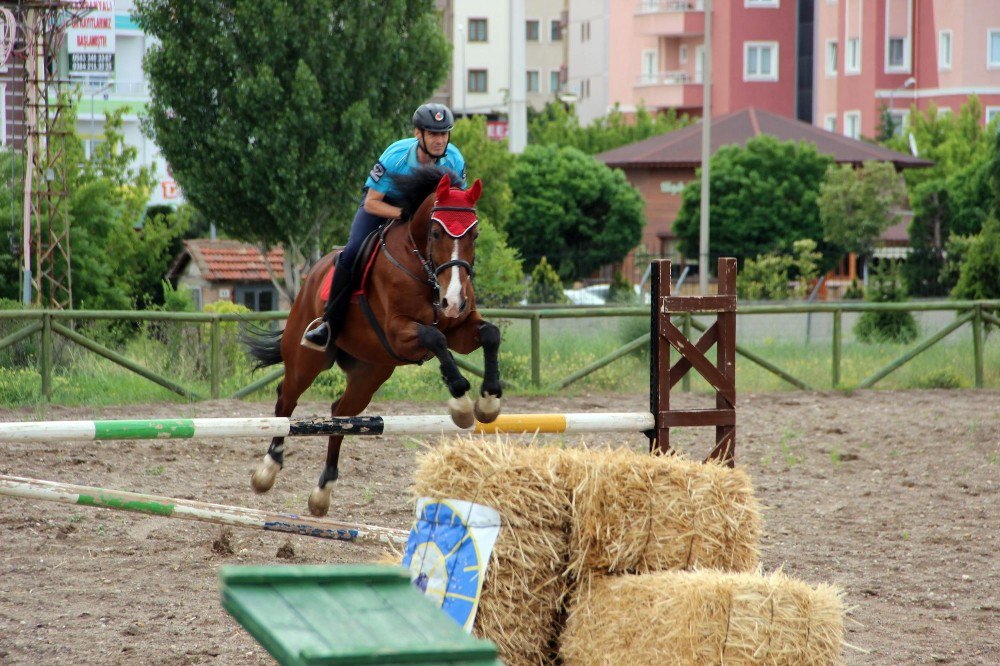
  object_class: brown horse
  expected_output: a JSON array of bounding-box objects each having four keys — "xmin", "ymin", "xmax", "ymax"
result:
[{"xmin": 243, "ymin": 168, "xmax": 502, "ymax": 516}]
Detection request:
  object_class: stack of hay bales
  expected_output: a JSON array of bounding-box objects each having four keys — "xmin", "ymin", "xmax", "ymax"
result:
[
  {"xmin": 412, "ymin": 437, "xmax": 574, "ymax": 666},
  {"xmin": 411, "ymin": 437, "xmax": 844, "ymax": 665}
]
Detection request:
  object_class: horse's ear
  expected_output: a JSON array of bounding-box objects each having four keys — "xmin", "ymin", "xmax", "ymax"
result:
[
  {"xmin": 436, "ymin": 173, "xmax": 452, "ymax": 201},
  {"xmin": 467, "ymin": 179, "xmax": 482, "ymax": 204}
]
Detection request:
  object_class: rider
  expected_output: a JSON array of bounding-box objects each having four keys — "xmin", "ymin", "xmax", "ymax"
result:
[{"xmin": 302, "ymin": 103, "xmax": 467, "ymax": 351}]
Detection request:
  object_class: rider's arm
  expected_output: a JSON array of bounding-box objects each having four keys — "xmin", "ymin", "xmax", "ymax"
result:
[{"xmin": 363, "ymin": 188, "xmax": 403, "ymax": 219}]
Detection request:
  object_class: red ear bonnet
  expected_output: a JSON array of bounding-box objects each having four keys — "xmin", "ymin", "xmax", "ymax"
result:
[{"xmin": 431, "ymin": 175, "xmax": 480, "ymax": 238}]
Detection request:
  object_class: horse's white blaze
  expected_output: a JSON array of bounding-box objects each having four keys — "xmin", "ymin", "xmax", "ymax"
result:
[{"xmin": 444, "ymin": 242, "xmax": 463, "ymax": 316}]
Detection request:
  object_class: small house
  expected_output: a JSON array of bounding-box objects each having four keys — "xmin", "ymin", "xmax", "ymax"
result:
[{"xmin": 166, "ymin": 239, "xmax": 289, "ymax": 311}]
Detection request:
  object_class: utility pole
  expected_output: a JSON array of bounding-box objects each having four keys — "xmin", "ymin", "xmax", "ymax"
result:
[
  {"xmin": 698, "ymin": 0, "xmax": 713, "ymax": 295},
  {"xmin": 508, "ymin": 0, "xmax": 526, "ymax": 153}
]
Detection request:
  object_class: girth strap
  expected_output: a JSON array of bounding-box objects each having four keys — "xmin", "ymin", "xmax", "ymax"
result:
[{"xmin": 357, "ymin": 294, "xmax": 431, "ymax": 365}]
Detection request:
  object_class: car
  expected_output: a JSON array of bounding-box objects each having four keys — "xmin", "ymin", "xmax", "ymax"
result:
[{"xmin": 563, "ymin": 283, "xmax": 612, "ymax": 305}]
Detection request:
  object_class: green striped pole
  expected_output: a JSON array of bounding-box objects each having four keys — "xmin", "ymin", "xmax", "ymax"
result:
[{"xmin": 0, "ymin": 474, "xmax": 409, "ymax": 545}]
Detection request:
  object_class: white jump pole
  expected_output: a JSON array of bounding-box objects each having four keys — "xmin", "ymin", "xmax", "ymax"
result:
[
  {"xmin": 0, "ymin": 474, "xmax": 409, "ymax": 545},
  {"xmin": 0, "ymin": 412, "xmax": 656, "ymax": 443}
]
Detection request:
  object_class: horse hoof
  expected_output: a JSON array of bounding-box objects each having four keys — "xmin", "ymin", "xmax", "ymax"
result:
[
  {"xmin": 474, "ymin": 393, "xmax": 501, "ymax": 424},
  {"xmin": 448, "ymin": 395, "xmax": 475, "ymax": 429},
  {"xmin": 308, "ymin": 486, "xmax": 331, "ymax": 517},
  {"xmin": 251, "ymin": 455, "xmax": 281, "ymax": 494}
]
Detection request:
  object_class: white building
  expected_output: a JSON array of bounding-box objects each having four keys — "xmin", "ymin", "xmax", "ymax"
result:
[
  {"xmin": 67, "ymin": 0, "xmax": 179, "ymax": 208},
  {"xmin": 434, "ymin": 0, "xmax": 568, "ymax": 133}
]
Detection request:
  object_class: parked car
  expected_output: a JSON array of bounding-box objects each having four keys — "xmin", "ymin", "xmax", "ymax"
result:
[{"xmin": 563, "ymin": 284, "xmax": 612, "ymax": 305}]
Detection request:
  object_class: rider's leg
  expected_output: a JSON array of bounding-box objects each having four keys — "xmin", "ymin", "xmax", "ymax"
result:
[{"xmin": 303, "ymin": 206, "xmax": 387, "ymax": 349}]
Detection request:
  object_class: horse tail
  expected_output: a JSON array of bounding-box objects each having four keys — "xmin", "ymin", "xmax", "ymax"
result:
[{"xmin": 241, "ymin": 323, "xmax": 284, "ymax": 370}]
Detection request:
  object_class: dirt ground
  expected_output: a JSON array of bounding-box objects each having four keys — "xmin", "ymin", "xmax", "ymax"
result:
[{"xmin": 0, "ymin": 389, "xmax": 997, "ymax": 665}]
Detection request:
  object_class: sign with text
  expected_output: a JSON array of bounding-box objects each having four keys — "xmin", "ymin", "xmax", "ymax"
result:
[
  {"xmin": 67, "ymin": 1, "xmax": 115, "ymax": 75},
  {"xmin": 486, "ymin": 120, "xmax": 509, "ymax": 142}
]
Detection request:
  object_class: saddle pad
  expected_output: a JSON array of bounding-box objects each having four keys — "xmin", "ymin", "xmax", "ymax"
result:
[{"xmin": 319, "ymin": 242, "xmax": 382, "ymax": 301}]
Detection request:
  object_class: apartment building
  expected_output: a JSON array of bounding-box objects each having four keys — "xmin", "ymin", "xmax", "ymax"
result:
[
  {"xmin": 817, "ymin": 0, "xmax": 1000, "ymax": 139},
  {"xmin": 567, "ymin": 0, "xmax": 807, "ymax": 125},
  {"xmin": 433, "ymin": 0, "xmax": 568, "ymax": 129}
]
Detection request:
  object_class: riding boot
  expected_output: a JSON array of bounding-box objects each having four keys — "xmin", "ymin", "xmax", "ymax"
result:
[{"xmin": 302, "ymin": 265, "xmax": 354, "ymax": 351}]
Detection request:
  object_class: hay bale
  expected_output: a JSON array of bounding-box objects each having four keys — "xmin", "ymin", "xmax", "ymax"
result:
[
  {"xmin": 412, "ymin": 436, "xmax": 573, "ymax": 666},
  {"xmin": 561, "ymin": 570, "xmax": 844, "ymax": 666},
  {"xmin": 567, "ymin": 447, "xmax": 761, "ymax": 575}
]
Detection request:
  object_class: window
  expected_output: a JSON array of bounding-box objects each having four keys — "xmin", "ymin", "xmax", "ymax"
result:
[
  {"xmin": 826, "ymin": 40, "xmax": 838, "ymax": 76},
  {"xmin": 468, "ymin": 18, "xmax": 487, "ymax": 42},
  {"xmin": 938, "ymin": 31, "xmax": 952, "ymax": 70},
  {"xmin": 526, "ymin": 70, "xmax": 539, "ymax": 93},
  {"xmin": 679, "ymin": 44, "xmax": 688, "ymax": 64},
  {"xmin": 845, "ymin": 37, "xmax": 861, "ymax": 73},
  {"xmin": 237, "ymin": 285, "xmax": 277, "ymax": 312},
  {"xmin": 987, "ymin": 107, "xmax": 1000, "ymax": 126},
  {"xmin": 468, "ymin": 69, "xmax": 487, "ymax": 93},
  {"xmin": 526, "ymin": 19, "xmax": 540, "ymax": 42},
  {"xmin": 886, "ymin": 109, "xmax": 908, "ymax": 137},
  {"xmin": 745, "ymin": 0, "xmax": 779, "ymax": 6},
  {"xmin": 641, "ymin": 50, "xmax": 658, "ymax": 83},
  {"xmin": 744, "ymin": 42, "xmax": 778, "ymax": 81},
  {"xmin": 550, "ymin": 19, "xmax": 562, "ymax": 41},
  {"xmin": 887, "ymin": 37, "xmax": 907, "ymax": 70},
  {"xmin": 844, "ymin": 111, "xmax": 861, "ymax": 139},
  {"xmin": 550, "ymin": 70, "xmax": 561, "ymax": 93},
  {"xmin": 824, "ymin": 114, "xmax": 836, "ymax": 132},
  {"xmin": 989, "ymin": 30, "xmax": 1000, "ymax": 68}
]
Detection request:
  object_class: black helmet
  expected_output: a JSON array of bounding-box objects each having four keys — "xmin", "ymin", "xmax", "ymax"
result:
[{"xmin": 413, "ymin": 103, "xmax": 455, "ymax": 132}]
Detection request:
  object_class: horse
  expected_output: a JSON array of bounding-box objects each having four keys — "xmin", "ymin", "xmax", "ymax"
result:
[{"xmin": 243, "ymin": 167, "xmax": 503, "ymax": 517}]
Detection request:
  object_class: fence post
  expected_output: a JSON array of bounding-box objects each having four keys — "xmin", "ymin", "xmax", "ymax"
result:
[
  {"xmin": 682, "ymin": 312, "xmax": 692, "ymax": 392},
  {"xmin": 832, "ymin": 308, "xmax": 842, "ymax": 388},
  {"xmin": 41, "ymin": 312, "xmax": 52, "ymax": 402},
  {"xmin": 972, "ymin": 305, "xmax": 983, "ymax": 389},
  {"xmin": 530, "ymin": 313, "xmax": 541, "ymax": 388},
  {"xmin": 211, "ymin": 317, "xmax": 221, "ymax": 399}
]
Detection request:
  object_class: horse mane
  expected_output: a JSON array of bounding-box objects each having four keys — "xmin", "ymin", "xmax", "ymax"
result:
[{"xmin": 385, "ymin": 165, "xmax": 458, "ymax": 220}]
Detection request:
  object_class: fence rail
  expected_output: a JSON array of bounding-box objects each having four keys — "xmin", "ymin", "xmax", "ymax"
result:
[{"xmin": 0, "ymin": 300, "xmax": 997, "ymax": 402}]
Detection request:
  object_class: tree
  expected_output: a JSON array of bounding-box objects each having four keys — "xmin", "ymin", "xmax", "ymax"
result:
[
  {"xmin": 135, "ymin": 0, "xmax": 449, "ymax": 298},
  {"xmin": 951, "ymin": 216, "xmax": 1000, "ymax": 302},
  {"xmin": 450, "ymin": 116, "xmax": 515, "ymax": 230},
  {"xmin": 673, "ymin": 136, "xmax": 835, "ymax": 270},
  {"xmin": 819, "ymin": 160, "xmax": 907, "ymax": 260},
  {"xmin": 854, "ymin": 262, "xmax": 918, "ymax": 344},
  {"xmin": 528, "ymin": 102, "xmax": 690, "ymax": 155},
  {"xmin": 507, "ymin": 145, "xmax": 645, "ymax": 281},
  {"xmin": 471, "ymin": 216, "xmax": 524, "ymax": 307},
  {"xmin": 527, "ymin": 257, "xmax": 565, "ymax": 304}
]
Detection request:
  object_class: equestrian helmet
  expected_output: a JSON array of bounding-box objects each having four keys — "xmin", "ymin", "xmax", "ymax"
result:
[{"xmin": 413, "ymin": 103, "xmax": 455, "ymax": 132}]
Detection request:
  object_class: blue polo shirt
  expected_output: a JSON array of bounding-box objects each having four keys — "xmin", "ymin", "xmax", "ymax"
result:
[{"xmin": 364, "ymin": 138, "xmax": 467, "ymax": 199}]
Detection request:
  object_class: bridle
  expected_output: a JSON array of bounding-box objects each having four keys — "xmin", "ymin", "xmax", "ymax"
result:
[{"xmin": 379, "ymin": 204, "xmax": 477, "ymax": 325}]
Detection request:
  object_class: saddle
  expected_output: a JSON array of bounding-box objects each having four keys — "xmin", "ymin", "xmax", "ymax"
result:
[{"xmin": 320, "ymin": 224, "xmax": 387, "ymax": 301}]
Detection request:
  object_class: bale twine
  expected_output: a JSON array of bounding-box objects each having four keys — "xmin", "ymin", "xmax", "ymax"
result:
[
  {"xmin": 412, "ymin": 436, "xmax": 574, "ymax": 666},
  {"xmin": 567, "ymin": 447, "xmax": 761, "ymax": 576},
  {"xmin": 561, "ymin": 570, "xmax": 845, "ymax": 666}
]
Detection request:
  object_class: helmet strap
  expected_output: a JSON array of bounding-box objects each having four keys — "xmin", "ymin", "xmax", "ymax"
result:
[{"xmin": 418, "ymin": 130, "xmax": 448, "ymax": 160}]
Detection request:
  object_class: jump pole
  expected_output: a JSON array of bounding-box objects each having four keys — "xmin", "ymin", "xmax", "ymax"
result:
[
  {"xmin": 0, "ymin": 474, "xmax": 409, "ymax": 546},
  {"xmin": 0, "ymin": 412, "xmax": 656, "ymax": 443}
]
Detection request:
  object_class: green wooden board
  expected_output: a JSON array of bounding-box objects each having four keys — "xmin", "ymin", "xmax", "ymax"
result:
[{"xmin": 219, "ymin": 564, "xmax": 503, "ymax": 666}]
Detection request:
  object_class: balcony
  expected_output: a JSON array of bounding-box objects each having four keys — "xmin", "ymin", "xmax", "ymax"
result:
[
  {"xmin": 635, "ymin": 0, "xmax": 705, "ymax": 37},
  {"xmin": 76, "ymin": 78, "xmax": 151, "ymax": 99},
  {"xmin": 633, "ymin": 71, "xmax": 703, "ymax": 109}
]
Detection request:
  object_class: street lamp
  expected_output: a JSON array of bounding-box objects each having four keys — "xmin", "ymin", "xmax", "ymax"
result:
[
  {"xmin": 89, "ymin": 79, "xmax": 114, "ymax": 159},
  {"xmin": 887, "ymin": 76, "xmax": 916, "ymax": 136}
]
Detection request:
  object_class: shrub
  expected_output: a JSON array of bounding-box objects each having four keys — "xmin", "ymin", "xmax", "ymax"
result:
[
  {"xmin": 842, "ymin": 279, "xmax": 864, "ymax": 300},
  {"xmin": 527, "ymin": 257, "xmax": 566, "ymax": 304},
  {"xmin": 737, "ymin": 254, "xmax": 792, "ymax": 300},
  {"xmin": 854, "ymin": 262, "xmax": 919, "ymax": 344},
  {"xmin": 608, "ymin": 269, "xmax": 636, "ymax": 304},
  {"xmin": 472, "ymin": 216, "xmax": 525, "ymax": 307}
]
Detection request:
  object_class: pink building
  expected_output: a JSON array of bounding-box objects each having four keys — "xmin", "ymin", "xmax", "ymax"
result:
[
  {"xmin": 816, "ymin": 0, "xmax": 1000, "ymax": 139},
  {"xmin": 569, "ymin": 0, "xmax": 805, "ymax": 125}
]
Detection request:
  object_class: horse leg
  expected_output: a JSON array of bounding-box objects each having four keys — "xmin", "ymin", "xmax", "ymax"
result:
[
  {"xmin": 251, "ymin": 354, "xmax": 327, "ymax": 494},
  {"xmin": 307, "ymin": 357, "xmax": 395, "ymax": 517},
  {"xmin": 417, "ymin": 324, "xmax": 475, "ymax": 428},
  {"xmin": 444, "ymin": 318, "xmax": 503, "ymax": 424},
  {"xmin": 473, "ymin": 321, "xmax": 503, "ymax": 423}
]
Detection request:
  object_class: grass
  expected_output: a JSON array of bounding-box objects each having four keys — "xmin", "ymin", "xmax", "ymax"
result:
[{"xmin": 0, "ymin": 313, "xmax": 997, "ymax": 408}]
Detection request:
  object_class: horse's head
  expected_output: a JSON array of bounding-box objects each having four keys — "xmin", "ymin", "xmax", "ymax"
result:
[{"xmin": 423, "ymin": 174, "xmax": 482, "ymax": 319}]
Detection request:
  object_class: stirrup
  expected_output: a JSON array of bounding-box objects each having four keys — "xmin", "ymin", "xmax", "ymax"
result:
[{"xmin": 300, "ymin": 317, "xmax": 330, "ymax": 351}]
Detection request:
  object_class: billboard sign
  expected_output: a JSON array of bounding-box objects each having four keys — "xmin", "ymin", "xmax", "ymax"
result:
[{"xmin": 67, "ymin": 1, "xmax": 115, "ymax": 76}]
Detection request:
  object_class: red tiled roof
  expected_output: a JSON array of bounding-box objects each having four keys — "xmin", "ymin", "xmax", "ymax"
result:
[
  {"xmin": 170, "ymin": 239, "xmax": 285, "ymax": 282},
  {"xmin": 595, "ymin": 107, "xmax": 933, "ymax": 170}
]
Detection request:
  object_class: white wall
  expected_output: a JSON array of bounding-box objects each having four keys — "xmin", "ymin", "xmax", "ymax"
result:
[
  {"xmin": 568, "ymin": 0, "xmax": 609, "ymax": 124},
  {"xmin": 452, "ymin": 1, "xmax": 511, "ymax": 115}
]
